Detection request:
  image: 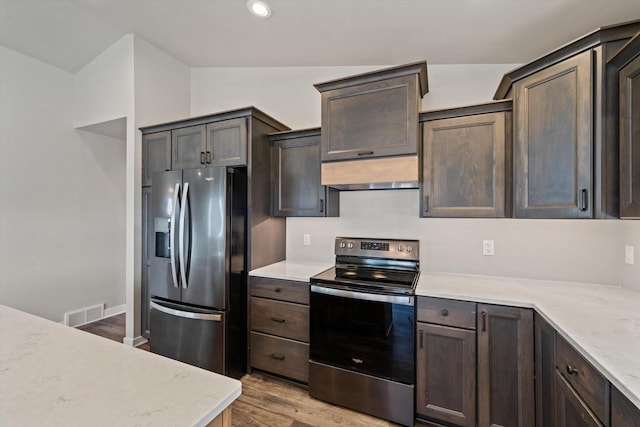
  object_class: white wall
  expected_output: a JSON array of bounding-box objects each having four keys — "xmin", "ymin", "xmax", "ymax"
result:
[
  {"xmin": 73, "ymin": 35, "xmax": 134, "ymax": 129},
  {"xmin": 0, "ymin": 46, "xmax": 126, "ymax": 321},
  {"xmin": 191, "ymin": 64, "xmax": 517, "ymax": 129},
  {"xmin": 191, "ymin": 63, "xmax": 636, "ymax": 287}
]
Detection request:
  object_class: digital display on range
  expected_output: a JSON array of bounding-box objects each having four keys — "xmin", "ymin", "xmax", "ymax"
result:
[{"xmin": 361, "ymin": 241, "xmax": 389, "ymax": 251}]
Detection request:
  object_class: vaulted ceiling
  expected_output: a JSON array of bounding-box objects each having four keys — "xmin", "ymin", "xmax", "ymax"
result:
[{"xmin": 1, "ymin": 0, "xmax": 639, "ymax": 73}]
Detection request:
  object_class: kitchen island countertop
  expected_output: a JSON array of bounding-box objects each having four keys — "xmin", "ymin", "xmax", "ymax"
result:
[
  {"xmin": 0, "ymin": 305, "xmax": 241, "ymax": 427},
  {"xmin": 416, "ymin": 272, "xmax": 640, "ymax": 411},
  {"xmin": 249, "ymin": 260, "xmax": 332, "ymax": 282}
]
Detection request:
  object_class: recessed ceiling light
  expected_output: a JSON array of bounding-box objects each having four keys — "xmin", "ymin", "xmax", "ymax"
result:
[{"xmin": 247, "ymin": 0, "xmax": 271, "ymax": 18}]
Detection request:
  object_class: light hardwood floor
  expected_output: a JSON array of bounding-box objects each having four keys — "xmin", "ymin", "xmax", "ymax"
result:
[{"xmin": 78, "ymin": 314, "xmax": 402, "ymax": 426}]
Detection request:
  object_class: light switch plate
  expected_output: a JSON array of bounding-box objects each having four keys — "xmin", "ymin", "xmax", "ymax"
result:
[
  {"xmin": 303, "ymin": 234, "xmax": 311, "ymax": 246},
  {"xmin": 625, "ymin": 245, "xmax": 634, "ymax": 265}
]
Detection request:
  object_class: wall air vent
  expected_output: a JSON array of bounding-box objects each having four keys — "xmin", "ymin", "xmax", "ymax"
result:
[{"xmin": 64, "ymin": 304, "xmax": 105, "ymax": 327}]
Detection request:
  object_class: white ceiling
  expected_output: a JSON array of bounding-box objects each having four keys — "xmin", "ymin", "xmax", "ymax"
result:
[{"xmin": 1, "ymin": 0, "xmax": 639, "ymax": 73}]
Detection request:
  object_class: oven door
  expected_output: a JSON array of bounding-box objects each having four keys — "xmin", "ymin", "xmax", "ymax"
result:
[{"xmin": 309, "ymin": 284, "xmax": 415, "ymax": 385}]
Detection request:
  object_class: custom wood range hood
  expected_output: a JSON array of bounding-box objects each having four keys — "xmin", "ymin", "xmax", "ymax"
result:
[{"xmin": 314, "ymin": 61, "xmax": 429, "ymax": 190}]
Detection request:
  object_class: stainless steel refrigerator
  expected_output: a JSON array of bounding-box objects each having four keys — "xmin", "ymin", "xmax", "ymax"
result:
[{"xmin": 149, "ymin": 166, "xmax": 246, "ymax": 377}]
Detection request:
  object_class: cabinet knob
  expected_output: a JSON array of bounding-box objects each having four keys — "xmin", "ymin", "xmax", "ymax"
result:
[
  {"xmin": 274, "ymin": 287, "xmax": 282, "ymax": 293},
  {"xmin": 441, "ymin": 309, "xmax": 449, "ymax": 317},
  {"xmin": 566, "ymin": 365, "xmax": 579, "ymax": 376}
]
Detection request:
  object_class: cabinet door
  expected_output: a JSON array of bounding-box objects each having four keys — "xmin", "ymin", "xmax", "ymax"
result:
[
  {"xmin": 620, "ymin": 54, "xmax": 640, "ymax": 218},
  {"xmin": 142, "ymin": 131, "xmax": 171, "ymax": 187},
  {"xmin": 611, "ymin": 386, "xmax": 640, "ymax": 427},
  {"xmin": 416, "ymin": 322, "xmax": 476, "ymax": 427},
  {"xmin": 172, "ymin": 125, "xmax": 206, "ymax": 170},
  {"xmin": 535, "ymin": 312, "xmax": 556, "ymax": 427},
  {"xmin": 514, "ymin": 50, "xmax": 593, "ymax": 218},
  {"xmin": 555, "ymin": 371, "xmax": 603, "ymax": 427},
  {"xmin": 478, "ymin": 304, "xmax": 534, "ymax": 427},
  {"xmin": 422, "ymin": 112, "xmax": 508, "ymax": 217},
  {"xmin": 321, "ymin": 74, "xmax": 420, "ymax": 161},
  {"xmin": 206, "ymin": 118, "xmax": 247, "ymax": 166},
  {"xmin": 141, "ymin": 187, "xmax": 152, "ymax": 338},
  {"xmin": 272, "ymin": 135, "xmax": 327, "ymax": 216}
]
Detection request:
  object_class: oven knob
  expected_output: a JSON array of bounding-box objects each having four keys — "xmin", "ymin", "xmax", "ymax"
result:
[
  {"xmin": 407, "ymin": 245, "xmax": 413, "ymax": 252},
  {"xmin": 339, "ymin": 242, "xmax": 346, "ymax": 249},
  {"xmin": 397, "ymin": 244, "xmax": 404, "ymax": 251},
  {"xmin": 347, "ymin": 242, "xmax": 354, "ymax": 249}
]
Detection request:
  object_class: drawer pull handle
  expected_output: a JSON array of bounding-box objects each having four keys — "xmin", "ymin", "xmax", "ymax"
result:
[
  {"xmin": 270, "ymin": 317, "xmax": 286, "ymax": 323},
  {"xmin": 274, "ymin": 287, "xmax": 282, "ymax": 293},
  {"xmin": 441, "ymin": 309, "xmax": 449, "ymax": 317},
  {"xmin": 357, "ymin": 151, "xmax": 374, "ymax": 156},
  {"xmin": 271, "ymin": 353, "xmax": 285, "ymax": 361},
  {"xmin": 200, "ymin": 152, "xmax": 206, "ymax": 165},
  {"xmin": 419, "ymin": 329, "xmax": 424, "ymax": 349},
  {"xmin": 566, "ymin": 365, "xmax": 579, "ymax": 375}
]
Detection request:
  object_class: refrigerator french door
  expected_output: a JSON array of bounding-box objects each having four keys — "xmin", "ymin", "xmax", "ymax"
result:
[{"xmin": 149, "ymin": 167, "xmax": 246, "ymax": 376}]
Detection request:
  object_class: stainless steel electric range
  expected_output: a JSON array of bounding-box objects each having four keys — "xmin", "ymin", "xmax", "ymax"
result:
[{"xmin": 309, "ymin": 237, "xmax": 420, "ymax": 427}]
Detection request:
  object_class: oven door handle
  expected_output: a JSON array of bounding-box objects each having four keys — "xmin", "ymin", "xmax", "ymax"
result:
[{"xmin": 310, "ymin": 285, "xmax": 414, "ymax": 306}]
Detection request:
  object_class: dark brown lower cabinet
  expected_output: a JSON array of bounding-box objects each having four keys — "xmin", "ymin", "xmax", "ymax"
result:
[
  {"xmin": 556, "ymin": 371, "xmax": 604, "ymax": 427},
  {"xmin": 477, "ymin": 304, "xmax": 535, "ymax": 427},
  {"xmin": 416, "ymin": 323, "xmax": 476, "ymax": 426},
  {"xmin": 535, "ymin": 313, "xmax": 557, "ymax": 427}
]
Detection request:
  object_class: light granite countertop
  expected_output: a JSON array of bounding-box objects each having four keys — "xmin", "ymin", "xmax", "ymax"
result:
[
  {"xmin": 0, "ymin": 305, "xmax": 241, "ymax": 427},
  {"xmin": 416, "ymin": 272, "xmax": 640, "ymax": 410},
  {"xmin": 249, "ymin": 260, "xmax": 332, "ymax": 282}
]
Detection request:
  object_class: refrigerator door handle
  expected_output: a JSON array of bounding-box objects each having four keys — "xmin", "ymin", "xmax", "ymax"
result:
[
  {"xmin": 150, "ymin": 301, "xmax": 222, "ymax": 322},
  {"xmin": 169, "ymin": 183, "xmax": 181, "ymax": 289},
  {"xmin": 179, "ymin": 182, "xmax": 189, "ymax": 289}
]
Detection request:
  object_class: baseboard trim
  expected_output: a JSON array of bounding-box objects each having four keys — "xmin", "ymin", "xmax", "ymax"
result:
[
  {"xmin": 124, "ymin": 335, "xmax": 148, "ymax": 347},
  {"xmin": 104, "ymin": 304, "xmax": 126, "ymax": 318}
]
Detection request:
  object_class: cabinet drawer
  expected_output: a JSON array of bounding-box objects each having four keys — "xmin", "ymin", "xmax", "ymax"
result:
[
  {"xmin": 417, "ymin": 297, "xmax": 476, "ymax": 329},
  {"xmin": 250, "ymin": 276, "xmax": 309, "ymax": 305},
  {"xmin": 250, "ymin": 332, "xmax": 309, "ymax": 383},
  {"xmin": 556, "ymin": 370, "xmax": 603, "ymax": 427},
  {"xmin": 250, "ymin": 297, "xmax": 309, "ymax": 342},
  {"xmin": 556, "ymin": 335, "xmax": 608, "ymax": 423}
]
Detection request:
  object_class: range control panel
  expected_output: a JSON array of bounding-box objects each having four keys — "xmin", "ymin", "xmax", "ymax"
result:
[{"xmin": 335, "ymin": 237, "xmax": 420, "ymax": 260}]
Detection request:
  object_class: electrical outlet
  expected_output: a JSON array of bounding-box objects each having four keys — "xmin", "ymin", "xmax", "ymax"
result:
[
  {"xmin": 483, "ymin": 240, "xmax": 495, "ymax": 256},
  {"xmin": 303, "ymin": 234, "xmax": 311, "ymax": 246},
  {"xmin": 625, "ymin": 245, "xmax": 634, "ymax": 265}
]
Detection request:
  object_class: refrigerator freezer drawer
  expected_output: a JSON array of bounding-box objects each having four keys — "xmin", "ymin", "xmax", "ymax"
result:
[{"xmin": 150, "ymin": 299, "xmax": 226, "ymax": 374}]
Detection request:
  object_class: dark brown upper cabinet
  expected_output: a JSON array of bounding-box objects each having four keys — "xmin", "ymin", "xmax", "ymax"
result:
[
  {"xmin": 477, "ymin": 304, "xmax": 534, "ymax": 427},
  {"xmin": 206, "ymin": 117, "xmax": 248, "ymax": 166},
  {"xmin": 314, "ymin": 62, "xmax": 428, "ymax": 162},
  {"xmin": 419, "ymin": 101, "xmax": 512, "ymax": 218},
  {"xmin": 142, "ymin": 131, "xmax": 171, "ymax": 187},
  {"xmin": 171, "ymin": 118, "xmax": 249, "ymax": 170},
  {"xmin": 171, "ymin": 124, "xmax": 206, "ymax": 170},
  {"xmin": 609, "ymin": 32, "xmax": 640, "ymax": 219},
  {"xmin": 495, "ymin": 20, "xmax": 640, "ymax": 219},
  {"xmin": 269, "ymin": 128, "xmax": 339, "ymax": 217}
]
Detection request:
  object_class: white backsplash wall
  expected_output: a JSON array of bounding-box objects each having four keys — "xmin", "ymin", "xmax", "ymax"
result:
[
  {"xmin": 286, "ymin": 190, "xmax": 623, "ymax": 286},
  {"xmin": 621, "ymin": 221, "xmax": 640, "ymax": 291}
]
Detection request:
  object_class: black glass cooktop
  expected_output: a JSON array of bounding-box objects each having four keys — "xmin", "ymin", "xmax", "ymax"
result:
[{"xmin": 311, "ymin": 265, "xmax": 419, "ymax": 295}]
